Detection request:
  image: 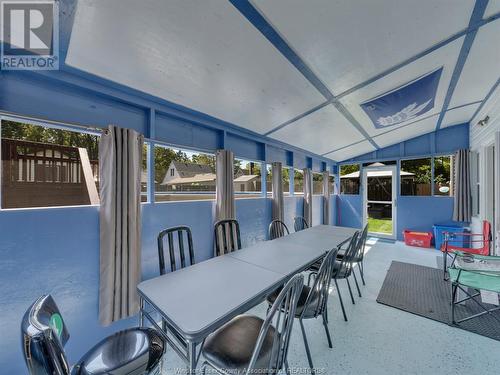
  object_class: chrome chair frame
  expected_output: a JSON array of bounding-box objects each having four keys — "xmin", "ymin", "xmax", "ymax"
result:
[
  {"xmin": 293, "ymin": 216, "xmax": 309, "ymax": 232},
  {"xmin": 200, "ymin": 274, "xmax": 304, "ymax": 375},
  {"xmin": 214, "ymin": 219, "xmax": 242, "ymax": 256},
  {"xmin": 298, "ymin": 248, "xmax": 338, "ymax": 371},
  {"xmin": 268, "ymin": 219, "xmax": 290, "ymax": 240}
]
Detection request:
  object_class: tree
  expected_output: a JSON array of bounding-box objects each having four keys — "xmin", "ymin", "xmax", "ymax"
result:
[
  {"xmin": 2, "ymin": 120, "xmax": 99, "ymax": 159},
  {"xmin": 340, "ymin": 164, "xmax": 359, "ymax": 176}
]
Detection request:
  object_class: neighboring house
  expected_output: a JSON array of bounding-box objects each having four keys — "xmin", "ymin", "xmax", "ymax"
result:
[
  {"xmin": 161, "ymin": 161, "xmax": 216, "ymax": 191},
  {"xmin": 160, "ymin": 161, "xmax": 261, "ymax": 192},
  {"xmin": 234, "ymin": 174, "xmax": 260, "ymax": 192}
]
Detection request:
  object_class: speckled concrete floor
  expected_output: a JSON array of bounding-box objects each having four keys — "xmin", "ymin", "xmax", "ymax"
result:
[{"xmin": 160, "ymin": 239, "xmax": 500, "ymax": 374}]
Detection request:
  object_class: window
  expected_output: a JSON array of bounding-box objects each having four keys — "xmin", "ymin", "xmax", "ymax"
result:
[
  {"xmin": 312, "ymin": 172, "xmax": 323, "ymax": 195},
  {"xmin": 266, "ymin": 164, "xmax": 272, "ymax": 195},
  {"xmin": 1, "ymin": 119, "xmax": 100, "ymax": 209},
  {"xmin": 282, "ymin": 167, "xmax": 291, "ymax": 195},
  {"xmin": 234, "ymin": 158, "xmax": 261, "ymax": 198},
  {"xmin": 154, "ymin": 145, "xmax": 216, "ymax": 202},
  {"xmin": 141, "ymin": 143, "xmax": 148, "ymax": 202},
  {"xmin": 400, "ymin": 158, "xmax": 431, "ymax": 196},
  {"xmin": 434, "ymin": 156, "xmax": 452, "ymax": 196},
  {"xmin": 340, "ymin": 164, "xmax": 360, "ymax": 194},
  {"xmin": 293, "ymin": 168, "xmax": 304, "ymax": 195},
  {"xmin": 328, "ymin": 175, "xmax": 335, "ymax": 195}
]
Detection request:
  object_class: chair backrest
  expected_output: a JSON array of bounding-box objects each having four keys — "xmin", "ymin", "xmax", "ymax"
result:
[
  {"xmin": 333, "ymin": 231, "xmax": 360, "ymax": 277},
  {"xmin": 268, "ymin": 220, "xmax": 290, "ymax": 240},
  {"xmin": 247, "ymin": 274, "xmax": 304, "ymax": 374},
  {"xmin": 303, "ymin": 248, "xmax": 338, "ymax": 318},
  {"xmin": 214, "ymin": 219, "xmax": 242, "ymax": 256},
  {"xmin": 157, "ymin": 226, "xmax": 195, "ymax": 274},
  {"xmin": 355, "ymin": 224, "xmax": 369, "ymax": 261},
  {"xmin": 293, "ymin": 216, "xmax": 309, "ymax": 232},
  {"xmin": 481, "ymin": 220, "xmax": 492, "ymax": 255},
  {"xmin": 21, "ymin": 295, "xmax": 70, "ymax": 375}
]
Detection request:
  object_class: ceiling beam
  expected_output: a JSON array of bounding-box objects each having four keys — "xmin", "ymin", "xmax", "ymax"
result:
[{"xmin": 435, "ymin": 0, "xmax": 489, "ymax": 130}]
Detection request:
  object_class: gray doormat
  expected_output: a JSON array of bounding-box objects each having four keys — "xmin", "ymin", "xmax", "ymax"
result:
[{"xmin": 376, "ymin": 261, "xmax": 500, "ymax": 341}]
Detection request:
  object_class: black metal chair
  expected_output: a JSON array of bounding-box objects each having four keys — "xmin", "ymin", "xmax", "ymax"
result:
[
  {"xmin": 294, "ymin": 216, "xmax": 309, "ymax": 232},
  {"xmin": 157, "ymin": 226, "xmax": 196, "ymax": 350},
  {"xmin": 268, "ymin": 219, "xmax": 289, "ymax": 240},
  {"xmin": 309, "ymin": 231, "xmax": 360, "ymax": 322},
  {"xmin": 21, "ymin": 295, "xmax": 164, "ymax": 375},
  {"xmin": 157, "ymin": 226, "xmax": 195, "ymax": 274},
  {"xmin": 200, "ymin": 274, "xmax": 304, "ymax": 375},
  {"xmin": 267, "ymin": 248, "xmax": 338, "ymax": 372},
  {"xmin": 352, "ymin": 224, "xmax": 368, "ymax": 286},
  {"xmin": 214, "ymin": 219, "xmax": 242, "ymax": 256}
]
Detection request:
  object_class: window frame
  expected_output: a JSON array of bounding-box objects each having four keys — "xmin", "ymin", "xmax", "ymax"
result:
[
  {"xmin": 234, "ymin": 157, "xmax": 264, "ymax": 199},
  {"xmin": 399, "ymin": 154, "xmax": 454, "ymax": 198},
  {"xmin": 153, "ymin": 142, "xmax": 217, "ymax": 203},
  {"xmin": 339, "ymin": 163, "xmax": 361, "ymax": 195},
  {"xmin": 0, "ymin": 116, "xmax": 102, "ymax": 211}
]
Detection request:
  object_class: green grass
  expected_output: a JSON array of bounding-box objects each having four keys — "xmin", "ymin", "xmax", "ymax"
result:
[{"xmin": 368, "ymin": 217, "xmax": 393, "ymax": 234}]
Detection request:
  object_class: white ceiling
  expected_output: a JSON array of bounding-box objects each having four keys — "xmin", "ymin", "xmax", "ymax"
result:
[
  {"xmin": 485, "ymin": 0, "xmax": 500, "ymax": 18},
  {"xmin": 338, "ymin": 38, "xmax": 463, "ymax": 138},
  {"xmin": 269, "ymin": 105, "xmax": 364, "ymax": 155},
  {"xmin": 324, "ymin": 140, "xmax": 376, "ymax": 162},
  {"xmin": 66, "ymin": 0, "xmax": 325, "ymax": 134},
  {"xmin": 448, "ymin": 20, "xmax": 500, "ymax": 108},
  {"xmin": 252, "ymin": 0, "xmax": 474, "ymax": 95},
  {"xmin": 65, "ymin": 0, "xmax": 500, "ymax": 162}
]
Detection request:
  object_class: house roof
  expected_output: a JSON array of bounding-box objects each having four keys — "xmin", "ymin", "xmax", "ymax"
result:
[
  {"xmin": 163, "ymin": 173, "xmax": 216, "ymax": 185},
  {"xmin": 234, "ymin": 174, "xmax": 260, "ymax": 182},
  {"xmin": 341, "ymin": 170, "xmax": 414, "ymax": 178},
  {"xmin": 172, "ymin": 161, "xmax": 213, "ymax": 177}
]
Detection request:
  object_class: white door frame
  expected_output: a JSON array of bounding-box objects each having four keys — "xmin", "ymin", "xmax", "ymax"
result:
[{"xmin": 362, "ymin": 165, "xmax": 397, "ymax": 239}]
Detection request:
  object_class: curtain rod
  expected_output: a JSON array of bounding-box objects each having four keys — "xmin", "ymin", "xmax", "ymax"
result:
[{"xmin": 0, "ymin": 111, "xmax": 155, "ymax": 141}]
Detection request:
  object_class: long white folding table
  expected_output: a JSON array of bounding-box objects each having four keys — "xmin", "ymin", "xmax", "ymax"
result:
[{"xmin": 137, "ymin": 225, "xmax": 359, "ymax": 373}]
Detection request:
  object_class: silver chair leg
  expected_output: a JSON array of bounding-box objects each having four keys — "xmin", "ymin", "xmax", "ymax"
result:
[
  {"xmin": 346, "ymin": 278, "xmax": 355, "ymax": 304},
  {"xmin": 352, "ymin": 271, "xmax": 362, "ymax": 297},
  {"xmin": 299, "ymin": 319, "xmax": 315, "ymax": 374},
  {"xmin": 322, "ymin": 313, "xmax": 333, "ymax": 348},
  {"xmin": 358, "ymin": 261, "xmax": 366, "ymax": 285},
  {"xmin": 334, "ymin": 279, "xmax": 348, "ymax": 321}
]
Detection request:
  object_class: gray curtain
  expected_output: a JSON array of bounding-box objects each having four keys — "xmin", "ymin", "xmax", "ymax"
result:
[
  {"xmin": 453, "ymin": 149, "xmax": 472, "ymax": 222},
  {"xmin": 215, "ymin": 150, "xmax": 235, "ymax": 221},
  {"xmin": 303, "ymin": 168, "xmax": 313, "ymax": 226},
  {"xmin": 271, "ymin": 162, "xmax": 284, "ymax": 221},
  {"xmin": 99, "ymin": 125, "xmax": 143, "ymax": 326},
  {"xmin": 322, "ymin": 171, "xmax": 330, "ymax": 225}
]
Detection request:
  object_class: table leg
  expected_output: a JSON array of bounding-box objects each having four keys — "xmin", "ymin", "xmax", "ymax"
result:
[{"xmin": 187, "ymin": 341, "xmax": 197, "ymax": 374}]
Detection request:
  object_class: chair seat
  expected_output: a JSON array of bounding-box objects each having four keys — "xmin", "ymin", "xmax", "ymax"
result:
[
  {"xmin": 74, "ymin": 328, "xmax": 164, "ymax": 375},
  {"xmin": 449, "ymin": 268, "xmax": 500, "ymax": 293},
  {"xmin": 201, "ymin": 315, "xmax": 276, "ymax": 374},
  {"xmin": 267, "ymin": 285, "xmax": 320, "ymax": 319}
]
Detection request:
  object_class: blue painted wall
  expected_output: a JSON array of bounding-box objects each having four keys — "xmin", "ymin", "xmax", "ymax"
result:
[
  {"xmin": 0, "ymin": 195, "xmax": 327, "ymax": 374},
  {"xmin": 337, "ymin": 194, "xmax": 363, "ymax": 228},
  {"xmin": 0, "ymin": 68, "xmax": 334, "ymax": 374},
  {"xmin": 335, "ymin": 124, "xmax": 470, "ymax": 239},
  {"xmin": 397, "ymin": 196, "xmax": 456, "ymax": 240}
]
